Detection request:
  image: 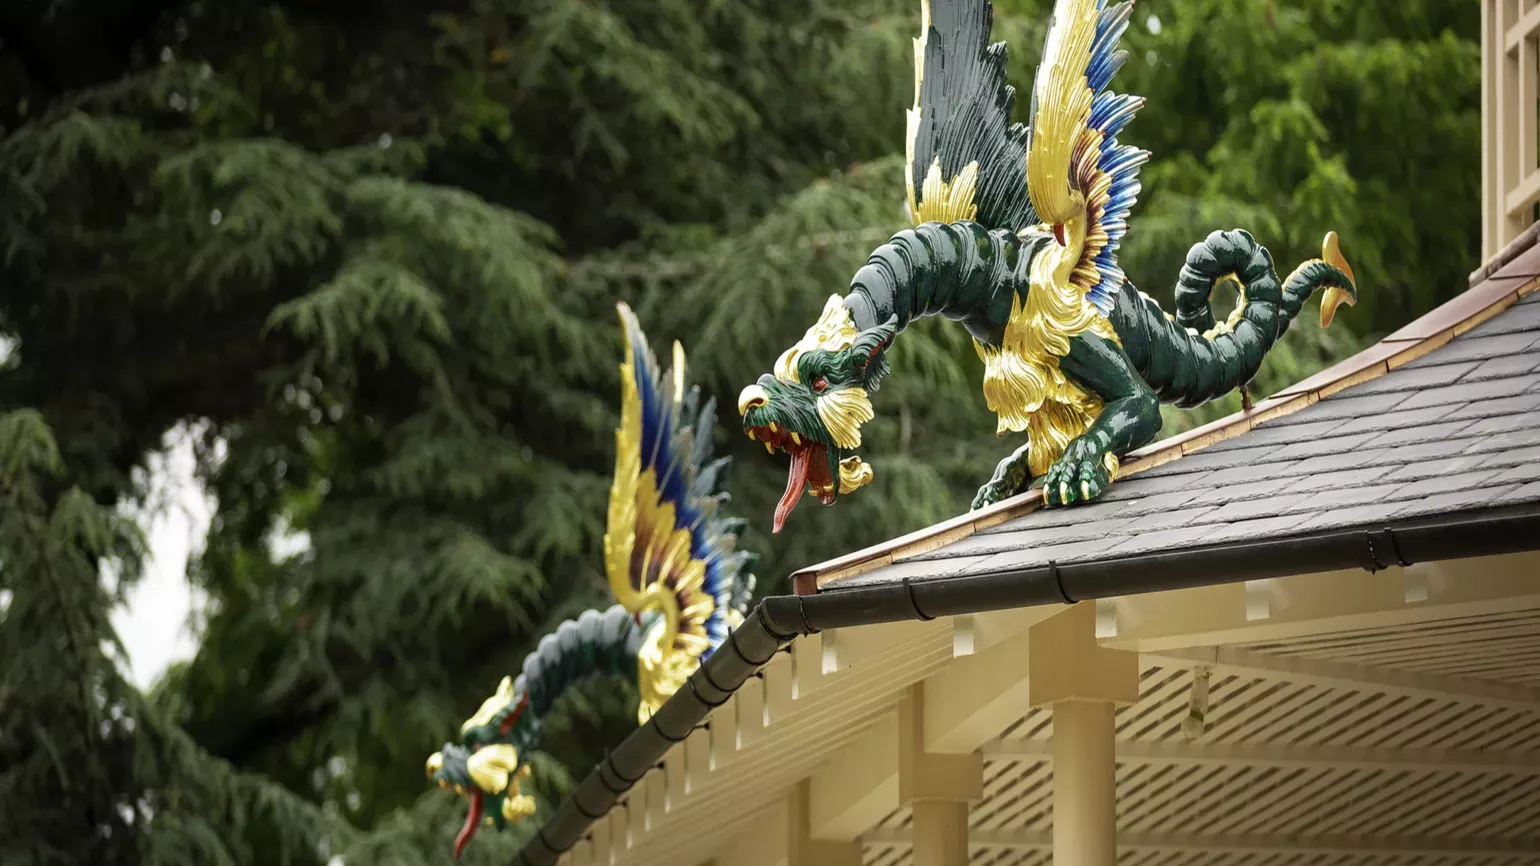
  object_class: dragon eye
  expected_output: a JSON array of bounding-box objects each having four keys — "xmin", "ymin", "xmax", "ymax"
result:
[{"xmin": 812, "ymin": 377, "xmax": 828, "ymax": 393}]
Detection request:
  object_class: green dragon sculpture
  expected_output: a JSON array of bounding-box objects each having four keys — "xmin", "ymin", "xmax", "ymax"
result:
[
  {"xmin": 736, "ymin": 0, "xmax": 1359, "ymax": 532},
  {"xmin": 426, "ymin": 303, "xmax": 756, "ymax": 858}
]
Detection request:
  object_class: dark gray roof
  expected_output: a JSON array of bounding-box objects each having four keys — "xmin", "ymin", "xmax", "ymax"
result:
[{"xmin": 828, "ymin": 290, "xmax": 1540, "ymax": 590}]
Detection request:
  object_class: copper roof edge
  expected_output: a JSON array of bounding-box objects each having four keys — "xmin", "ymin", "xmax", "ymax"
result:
[{"xmin": 793, "ymin": 247, "xmax": 1540, "ymax": 594}]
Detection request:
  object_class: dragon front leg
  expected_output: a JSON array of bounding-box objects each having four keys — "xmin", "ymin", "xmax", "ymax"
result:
[
  {"xmin": 1046, "ymin": 332, "xmax": 1164, "ymax": 506},
  {"xmin": 972, "ymin": 441, "xmax": 1036, "ymax": 511}
]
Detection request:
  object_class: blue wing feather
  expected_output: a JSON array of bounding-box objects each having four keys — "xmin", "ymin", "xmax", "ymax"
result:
[
  {"xmin": 616, "ymin": 305, "xmax": 756, "ymax": 655},
  {"xmin": 1080, "ymin": 0, "xmax": 1148, "ymax": 314}
]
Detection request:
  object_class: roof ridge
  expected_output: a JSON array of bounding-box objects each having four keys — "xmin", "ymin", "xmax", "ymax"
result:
[{"xmin": 791, "ymin": 253, "xmax": 1540, "ymax": 595}]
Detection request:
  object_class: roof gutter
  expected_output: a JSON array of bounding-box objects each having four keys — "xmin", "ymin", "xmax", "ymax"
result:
[{"xmin": 510, "ymin": 503, "xmax": 1540, "ymax": 865}]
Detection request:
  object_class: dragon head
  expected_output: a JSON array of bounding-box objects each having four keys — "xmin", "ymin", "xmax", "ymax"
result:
[
  {"xmin": 738, "ymin": 295, "xmax": 895, "ymax": 533},
  {"xmin": 426, "ymin": 676, "xmax": 540, "ymax": 859}
]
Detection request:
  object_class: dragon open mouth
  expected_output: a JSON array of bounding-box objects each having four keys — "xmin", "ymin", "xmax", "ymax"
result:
[{"xmin": 746, "ymin": 422, "xmax": 837, "ymax": 534}]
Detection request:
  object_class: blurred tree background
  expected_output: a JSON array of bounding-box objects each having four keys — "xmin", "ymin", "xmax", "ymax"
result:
[{"xmin": 0, "ymin": 0, "xmax": 1478, "ymax": 863}]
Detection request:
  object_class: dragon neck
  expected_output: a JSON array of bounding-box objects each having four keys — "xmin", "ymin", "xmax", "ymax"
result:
[
  {"xmin": 842, "ymin": 221, "xmax": 1049, "ymax": 349},
  {"xmin": 519, "ymin": 605, "xmax": 644, "ymax": 720}
]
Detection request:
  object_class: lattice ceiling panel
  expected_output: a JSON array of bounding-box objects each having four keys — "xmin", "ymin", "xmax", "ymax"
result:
[
  {"xmin": 1240, "ymin": 611, "xmax": 1540, "ymax": 687},
  {"xmin": 860, "ymin": 609, "xmax": 1540, "ymax": 865}
]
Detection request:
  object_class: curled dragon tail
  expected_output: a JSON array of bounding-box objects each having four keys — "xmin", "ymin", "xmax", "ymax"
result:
[{"xmin": 1118, "ymin": 229, "xmax": 1358, "ymax": 408}]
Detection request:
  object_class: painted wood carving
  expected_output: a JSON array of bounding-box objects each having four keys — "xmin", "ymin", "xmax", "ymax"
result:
[{"xmin": 736, "ymin": 0, "xmax": 1359, "ymax": 531}]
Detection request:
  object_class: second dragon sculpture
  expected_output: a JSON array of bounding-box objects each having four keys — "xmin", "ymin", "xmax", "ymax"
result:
[
  {"xmin": 426, "ymin": 303, "xmax": 755, "ymax": 858},
  {"xmin": 736, "ymin": 0, "xmax": 1359, "ymax": 532}
]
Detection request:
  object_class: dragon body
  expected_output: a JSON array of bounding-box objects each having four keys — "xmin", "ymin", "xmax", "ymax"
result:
[
  {"xmin": 427, "ymin": 305, "xmax": 755, "ymax": 857},
  {"xmin": 737, "ymin": 0, "xmax": 1358, "ymax": 530}
]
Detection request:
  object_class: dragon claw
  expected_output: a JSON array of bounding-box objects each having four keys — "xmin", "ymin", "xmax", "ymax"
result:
[
  {"xmin": 1044, "ymin": 436, "xmax": 1113, "ymax": 507},
  {"xmin": 971, "ymin": 483, "xmax": 1003, "ymax": 511}
]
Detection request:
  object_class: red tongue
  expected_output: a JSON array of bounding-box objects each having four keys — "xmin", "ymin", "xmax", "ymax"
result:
[
  {"xmin": 454, "ymin": 789, "xmax": 484, "ymax": 860},
  {"xmin": 774, "ymin": 447, "xmax": 814, "ymax": 534}
]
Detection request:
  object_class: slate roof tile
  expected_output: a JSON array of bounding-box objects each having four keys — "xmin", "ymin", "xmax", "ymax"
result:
[
  {"xmin": 1382, "ymin": 469, "xmax": 1506, "ymax": 500},
  {"xmin": 1389, "ymin": 485, "xmax": 1521, "ymax": 520},
  {"xmin": 1109, "ymin": 488, "xmax": 1213, "ymax": 519},
  {"xmin": 1117, "ymin": 505, "xmax": 1221, "ymax": 533},
  {"xmin": 1196, "ymin": 514, "xmax": 1319, "ymax": 546},
  {"xmin": 1133, "ymin": 444, "xmax": 1284, "ymax": 475},
  {"xmin": 1442, "ymin": 391, "xmax": 1540, "ymax": 421},
  {"xmin": 1474, "ymin": 443, "xmax": 1540, "ymax": 469},
  {"xmin": 1401, "ymin": 331, "xmax": 1540, "ymax": 366},
  {"xmin": 1360, "ymin": 420, "xmax": 1481, "ymax": 449},
  {"xmin": 1265, "ymin": 392, "xmax": 1414, "ymax": 426},
  {"xmin": 1498, "ymin": 481, "xmax": 1540, "ymax": 505},
  {"xmin": 1270, "ymin": 431, "xmax": 1390, "ymax": 462},
  {"xmin": 1362, "ymin": 438, "xmax": 1486, "ymax": 467},
  {"xmin": 1327, "ymin": 405, "xmax": 1462, "ymax": 436},
  {"xmin": 1099, "ymin": 524, "xmax": 1224, "ymax": 558},
  {"xmin": 1284, "ymin": 467, "xmax": 1399, "ymax": 494},
  {"xmin": 1098, "ymin": 471, "xmax": 1215, "ymax": 501},
  {"xmin": 911, "ymin": 519, "xmax": 1136, "ymax": 561},
  {"xmin": 1201, "ymin": 459, "xmax": 1316, "ymax": 486},
  {"xmin": 1290, "ymin": 483, "xmax": 1413, "ymax": 513},
  {"xmin": 979, "ymin": 498, "xmax": 1133, "ymax": 533},
  {"xmin": 1289, "ymin": 449, "xmax": 1396, "ymax": 475},
  {"xmin": 1296, "ymin": 502, "xmax": 1411, "ymax": 533},
  {"xmin": 1460, "ymin": 411, "xmax": 1540, "ymax": 436},
  {"xmin": 960, "ymin": 538, "xmax": 1116, "ymax": 572},
  {"xmin": 1201, "ymin": 419, "xmax": 1350, "ymax": 452},
  {"xmin": 1461, "ymin": 354, "xmax": 1540, "ymax": 382},
  {"xmin": 1376, "ymin": 456, "xmax": 1492, "ymax": 483},
  {"xmin": 1345, "ymin": 361, "xmax": 1480, "ymax": 396},
  {"xmin": 1490, "ymin": 461, "xmax": 1540, "ymax": 485},
  {"xmin": 1186, "ymin": 476, "xmax": 1300, "ymax": 507},
  {"xmin": 1196, "ymin": 493, "xmax": 1317, "ymax": 523},
  {"xmin": 1394, "ymin": 373, "xmax": 1540, "ymax": 411},
  {"xmin": 1457, "ymin": 429, "xmax": 1540, "ymax": 455}
]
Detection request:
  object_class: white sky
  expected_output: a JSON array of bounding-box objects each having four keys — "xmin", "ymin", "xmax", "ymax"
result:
[{"xmin": 111, "ymin": 424, "xmax": 212, "ymax": 689}]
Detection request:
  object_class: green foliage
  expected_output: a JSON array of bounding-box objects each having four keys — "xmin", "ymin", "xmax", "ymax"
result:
[{"xmin": 0, "ymin": 0, "xmax": 1477, "ymax": 863}]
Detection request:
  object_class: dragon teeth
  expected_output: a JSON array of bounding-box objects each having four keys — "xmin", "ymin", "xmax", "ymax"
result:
[
  {"xmin": 769, "ymin": 422, "xmax": 778, "ymax": 432},
  {"xmin": 791, "ymin": 432, "xmax": 800, "ymax": 445},
  {"xmin": 765, "ymin": 442, "xmax": 774, "ymax": 454}
]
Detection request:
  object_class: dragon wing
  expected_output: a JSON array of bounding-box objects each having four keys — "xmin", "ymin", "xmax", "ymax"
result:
[
  {"xmin": 605, "ymin": 302, "xmax": 756, "ymax": 717},
  {"xmin": 906, "ymin": 0, "xmax": 1037, "ymax": 232},
  {"xmin": 1026, "ymin": 0, "xmax": 1148, "ymax": 314}
]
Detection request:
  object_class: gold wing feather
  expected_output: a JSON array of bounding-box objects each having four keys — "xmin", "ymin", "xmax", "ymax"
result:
[
  {"xmin": 604, "ymin": 303, "xmax": 755, "ymax": 720},
  {"xmin": 1026, "ymin": 0, "xmax": 1146, "ymax": 314}
]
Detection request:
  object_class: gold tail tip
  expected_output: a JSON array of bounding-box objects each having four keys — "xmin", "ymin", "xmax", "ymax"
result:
[
  {"xmin": 1320, "ymin": 286, "xmax": 1355, "ymax": 329},
  {"xmin": 1318, "ymin": 232, "xmax": 1358, "ymax": 330},
  {"xmin": 1322, "ymin": 231, "xmax": 1356, "ymax": 289}
]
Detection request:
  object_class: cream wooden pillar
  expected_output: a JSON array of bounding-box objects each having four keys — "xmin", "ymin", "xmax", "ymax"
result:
[
  {"xmin": 1029, "ymin": 603, "xmax": 1139, "ymax": 866},
  {"xmin": 898, "ymin": 681, "xmax": 983, "ymax": 866}
]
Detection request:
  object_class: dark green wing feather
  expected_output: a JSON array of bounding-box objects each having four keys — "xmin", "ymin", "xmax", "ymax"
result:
[{"xmin": 905, "ymin": 0, "xmax": 1036, "ymax": 233}]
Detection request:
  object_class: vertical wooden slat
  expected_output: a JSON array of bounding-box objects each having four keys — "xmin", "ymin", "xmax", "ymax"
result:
[
  {"xmin": 1501, "ymin": 0, "xmax": 1526, "ymax": 249},
  {"xmin": 1520, "ymin": 30, "xmax": 1537, "ymax": 199},
  {"xmin": 1486, "ymin": 0, "xmax": 1502, "ymax": 257}
]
